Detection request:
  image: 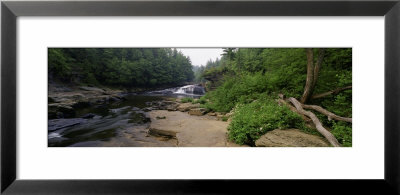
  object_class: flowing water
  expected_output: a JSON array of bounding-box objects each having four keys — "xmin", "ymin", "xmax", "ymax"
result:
[
  {"xmin": 143, "ymin": 84, "xmax": 205, "ymax": 98},
  {"xmin": 48, "ymin": 85, "xmax": 205, "ymax": 147}
]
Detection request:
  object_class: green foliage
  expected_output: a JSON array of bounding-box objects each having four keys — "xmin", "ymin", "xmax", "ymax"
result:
[
  {"xmin": 48, "ymin": 48, "xmax": 72, "ymax": 81},
  {"xmin": 228, "ymin": 98, "xmax": 305, "ymax": 145},
  {"xmin": 48, "ymin": 48, "xmax": 194, "ymax": 87},
  {"xmin": 180, "ymin": 97, "xmax": 194, "ymax": 103},
  {"xmin": 331, "ymin": 121, "xmax": 352, "ymax": 147},
  {"xmin": 203, "ymin": 48, "xmax": 352, "ymax": 146},
  {"xmin": 193, "ymin": 96, "xmax": 207, "ymax": 104},
  {"xmin": 204, "ymin": 72, "xmax": 269, "ymax": 112},
  {"xmin": 85, "ymin": 73, "xmax": 99, "ymax": 86}
]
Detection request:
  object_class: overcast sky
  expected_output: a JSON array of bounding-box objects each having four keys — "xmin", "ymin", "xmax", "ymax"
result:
[{"xmin": 178, "ymin": 48, "xmax": 224, "ymax": 67}]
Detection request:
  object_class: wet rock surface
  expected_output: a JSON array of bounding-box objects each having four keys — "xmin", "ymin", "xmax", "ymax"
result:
[
  {"xmin": 48, "ymin": 86, "xmax": 125, "ymax": 119},
  {"xmin": 48, "ymin": 105, "xmax": 171, "ymax": 147},
  {"xmin": 48, "ymin": 118, "xmax": 88, "ymax": 132}
]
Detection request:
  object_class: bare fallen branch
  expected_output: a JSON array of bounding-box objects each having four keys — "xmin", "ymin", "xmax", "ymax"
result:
[
  {"xmin": 302, "ymin": 104, "xmax": 352, "ymax": 123},
  {"xmin": 288, "ymin": 97, "xmax": 341, "ymax": 147},
  {"xmin": 311, "ymin": 86, "xmax": 352, "ymax": 99}
]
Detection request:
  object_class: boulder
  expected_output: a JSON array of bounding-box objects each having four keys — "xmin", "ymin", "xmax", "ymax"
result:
[
  {"xmin": 48, "ymin": 104, "xmax": 76, "ymax": 119},
  {"xmin": 192, "ymin": 86, "xmax": 205, "ymax": 95},
  {"xmin": 216, "ymin": 114, "xmax": 225, "ymax": 120},
  {"xmin": 255, "ymin": 129, "xmax": 330, "ymax": 147},
  {"xmin": 177, "ymin": 103, "xmax": 200, "ymax": 112},
  {"xmin": 48, "ymin": 93, "xmax": 86, "ymax": 103},
  {"xmin": 88, "ymin": 95, "xmax": 111, "ymax": 104},
  {"xmin": 188, "ymin": 108, "xmax": 206, "ymax": 116},
  {"xmin": 79, "ymin": 86, "xmax": 105, "ymax": 93},
  {"xmin": 128, "ymin": 112, "xmax": 151, "ymax": 124},
  {"xmin": 155, "ymin": 101, "xmax": 179, "ymax": 110},
  {"xmin": 166, "ymin": 105, "xmax": 178, "ymax": 111},
  {"xmin": 207, "ymin": 112, "xmax": 217, "ymax": 116}
]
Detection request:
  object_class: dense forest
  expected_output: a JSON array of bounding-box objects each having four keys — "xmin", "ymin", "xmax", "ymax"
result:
[
  {"xmin": 49, "ymin": 48, "xmax": 194, "ymax": 87},
  {"xmin": 194, "ymin": 48, "xmax": 352, "ymax": 146}
]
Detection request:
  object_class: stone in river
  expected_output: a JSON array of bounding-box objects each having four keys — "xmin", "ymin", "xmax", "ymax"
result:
[
  {"xmin": 207, "ymin": 112, "xmax": 217, "ymax": 116},
  {"xmin": 48, "ymin": 104, "xmax": 76, "ymax": 119},
  {"xmin": 79, "ymin": 86, "xmax": 105, "ymax": 93},
  {"xmin": 82, "ymin": 113, "xmax": 96, "ymax": 119},
  {"xmin": 188, "ymin": 108, "xmax": 206, "ymax": 116}
]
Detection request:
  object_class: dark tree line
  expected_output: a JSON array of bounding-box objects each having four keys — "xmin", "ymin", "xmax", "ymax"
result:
[{"xmin": 48, "ymin": 48, "xmax": 194, "ymax": 87}]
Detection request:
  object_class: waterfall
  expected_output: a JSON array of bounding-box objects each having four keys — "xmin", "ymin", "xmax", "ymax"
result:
[{"xmin": 174, "ymin": 85, "xmax": 205, "ymax": 95}]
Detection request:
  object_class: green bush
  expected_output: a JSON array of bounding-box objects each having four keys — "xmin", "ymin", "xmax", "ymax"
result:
[
  {"xmin": 331, "ymin": 121, "xmax": 352, "ymax": 147},
  {"xmin": 180, "ymin": 97, "xmax": 194, "ymax": 103},
  {"xmin": 193, "ymin": 96, "xmax": 207, "ymax": 104},
  {"xmin": 228, "ymin": 98, "xmax": 304, "ymax": 146},
  {"xmin": 205, "ymin": 72, "xmax": 270, "ymax": 112}
]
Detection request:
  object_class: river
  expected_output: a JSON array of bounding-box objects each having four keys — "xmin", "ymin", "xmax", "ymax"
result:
[{"xmin": 48, "ymin": 85, "xmax": 205, "ymax": 147}]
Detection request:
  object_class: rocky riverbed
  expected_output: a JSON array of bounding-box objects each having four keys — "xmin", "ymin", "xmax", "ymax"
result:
[
  {"xmin": 48, "ymin": 95, "xmax": 238, "ymax": 147},
  {"xmin": 48, "ymin": 85, "xmax": 127, "ymax": 119},
  {"xmin": 48, "ymin": 84, "xmax": 239, "ymax": 147}
]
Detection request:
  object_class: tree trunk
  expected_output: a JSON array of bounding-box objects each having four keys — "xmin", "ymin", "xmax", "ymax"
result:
[
  {"xmin": 300, "ymin": 48, "xmax": 326, "ymax": 104},
  {"xmin": 289, "ymin": 97, "xmax": 341, "ymax": 147},
  {"xmin": 300, "ymin": 49, "xmax": 315, "ymax": 103},
  {"xmin": 312, "ymin": 49, "xmax": 326, "ymax": 90},
  {"xmin": 311, "ymin": 86, "xmax": 352, "ymax": 100},
  {"xmin": 302, "ymin": 104, "xmax": 352, "ymax": 123}
]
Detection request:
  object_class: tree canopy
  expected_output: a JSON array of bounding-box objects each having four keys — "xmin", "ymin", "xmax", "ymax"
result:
[{"xmin": 48, "ymin": 48, "xmax": 194, "ymax": 87}]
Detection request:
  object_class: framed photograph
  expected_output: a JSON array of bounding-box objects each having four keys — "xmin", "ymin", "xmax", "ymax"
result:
[{"xmin": 2, "ymin": 0, "xmax": 399, "ymax": 194}]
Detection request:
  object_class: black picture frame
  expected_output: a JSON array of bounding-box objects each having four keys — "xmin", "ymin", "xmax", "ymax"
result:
[{"xmin": 1, "ymin": 0, "xmax": 399, "ymax": 194}]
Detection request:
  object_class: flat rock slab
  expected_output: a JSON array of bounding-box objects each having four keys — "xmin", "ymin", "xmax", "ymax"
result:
[
  {"xmin": 255, "ymin": 129, "xmax": 330, "ymax": 147},
  {"xmin": 148, "ymin": 110, "xmax": 242, "ymax": 147},
  {"xmin": 177, "ymin": 103, "xmax": 199, "ymax": 112}
]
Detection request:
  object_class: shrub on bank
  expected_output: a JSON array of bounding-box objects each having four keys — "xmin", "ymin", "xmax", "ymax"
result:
[
  {"xmin": 193, "ymin": 96, "xmax": 207, "ymax": 104},
  {"xmin": 228, "ymin": 98, "xmax": 304, "ymax": 146},
  {"xmin": 205, "ymin": 72, "xmax": 270, "ymax": 113},
  {"xmin": 180, "ymin": 97, "xmax": 194, "ymax": 103},
  {"xmin": 331, "ymin": 121, "xmax": 352, "ymax": 147}
]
